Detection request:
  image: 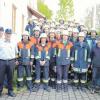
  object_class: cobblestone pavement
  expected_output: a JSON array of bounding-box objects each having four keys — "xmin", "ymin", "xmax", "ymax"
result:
[{"xmin": 0, "ymin": 85, "xmax": 100, "ymax": 100}]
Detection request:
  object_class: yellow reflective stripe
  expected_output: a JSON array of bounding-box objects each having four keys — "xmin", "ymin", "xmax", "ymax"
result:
[
  {"xmin": 43, "ymin": 80, "xmax": 49, "ymax": 83},
  {"xmin": 67, "ymin": 49, "xmax": 70, "ymax": 58},
  {"xmin": 17, "ymin": 78, "xmax": 23, "ymax": 82},
  {"xmin": 35, "ymin": 80, "xmax": 40, "ymax": 83},
  {"xmin": 26, "ymin": 77, "xmax": 32, "ymax": 81},
  {"xmin": 58, "ymin": 49, "xmax": 61, "ymax": 57},
  {"xmin": 75, "ymin": 50, "xmax": 78, "ymax": 61},
  {"xmin": 74, "ymin": 80, "xmax": 79, "ymax": 83},
  {"xmin": 84, "ymin": 49, "xmax": 87, "ymax": 61},
  {"xmin": 80, "ymin": 80, "xmax": 86, "ymax": 83}
]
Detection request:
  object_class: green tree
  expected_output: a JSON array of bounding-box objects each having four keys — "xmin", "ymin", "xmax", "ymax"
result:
[
  {"xmin": 37, "ymin": 0, "xmax": 52, "ymax": 19},
  {"xmin": 56, "ymin": 0, "xmax": 74, "ymax": 21}
]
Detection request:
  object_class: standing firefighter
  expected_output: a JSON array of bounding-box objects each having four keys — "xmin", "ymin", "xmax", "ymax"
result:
[
  {"xmin": 72, "ymin": 32, "xmax": 91, "ymax": 89},
  {"xmin": 33, "ymin": 33, "xmax": 51, "ymax": 92},
  {"xmin": 48, "ymin": 29, "xmax": 57, "ymax": 89},
  {"xmin": 56, "ymin": 30, "xmax": 73, "ymax": 92},
  {"xmin": 17, "ymin": 31, "xmax": 34, "ymax": 92}
]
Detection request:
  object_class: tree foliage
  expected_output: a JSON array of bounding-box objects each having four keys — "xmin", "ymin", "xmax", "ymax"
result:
[
  {"xmin": 56, "ymin": 0, "xmax": 74, "ymax": 21},
  {"xmin": 37, "ymin": 0, "xmax": 53, "ymax": 19}
]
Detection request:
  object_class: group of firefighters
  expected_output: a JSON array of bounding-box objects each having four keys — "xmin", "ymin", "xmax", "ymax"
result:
[{"xmin": 0, "ymin": 18, "xmax": 100, "ymax": 97}]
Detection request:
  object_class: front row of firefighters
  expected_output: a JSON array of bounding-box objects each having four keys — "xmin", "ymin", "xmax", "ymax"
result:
[{"xmin": 16, "ymin": 29, "xmax": 100, "ymax": 93}]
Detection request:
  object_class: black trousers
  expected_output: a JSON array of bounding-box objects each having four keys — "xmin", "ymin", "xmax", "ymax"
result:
[{"xmin": 0, "ymin": 59, "xmax": 15, "ymax": 92}]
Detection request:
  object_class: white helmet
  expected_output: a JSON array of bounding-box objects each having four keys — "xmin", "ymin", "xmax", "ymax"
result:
[
  {"xmin": 33, "ymin": 26, "xmax": 40, "ymax": 31},
  {"xmin": 78, "ymin": 32, "xmax": 85, "ymax": 37},
  {"xmin": 49, "ymin": 29, "xmax": 55, "ymax": 33},
  {"xmin": 62, "ymin": 30, "xmax": 69, "ymax": 36},
  {"xmin": 40, "ymin": 33, "xmax": 47, "ymax": 38},
  {"xmin": 60, "ymin": 25, "xmax": 65, "ymax": 29},
  {"xmin": 56, "ymin": 29, "xmax": 61, "ymax": 34},
  {"xmin": 73, "ymin": 28, "xmax": 79, "ymax": 33},
  {"xmin": 22, "ymin": 31, "xmax": 29, "ymax": 36},
  {"xmin": 68, "ymin": 27, "xmax": 73, "ymax": 32}
]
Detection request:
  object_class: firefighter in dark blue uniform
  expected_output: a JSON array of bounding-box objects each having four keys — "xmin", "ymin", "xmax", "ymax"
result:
[
  {"xmin": 17, "ymin": 31, "xmax": 34, "ymax": 92},
  {"xmin": 33, "ymin": 33, "xmax": 51, "ymax": 92},
  {"xmin": 71, "ymin": 32, "xmax": 91, "ymax": 89},
  {"xmin": 25, "ymin": 18, "xmax": 35, "ymax": 36},
  {"xmin": 48, "ymin": 29, "xmax": 57, "ymax": 89},
  {"xmin": 56, "ymin": 30, "xmax": 73, "ymax": 92}
]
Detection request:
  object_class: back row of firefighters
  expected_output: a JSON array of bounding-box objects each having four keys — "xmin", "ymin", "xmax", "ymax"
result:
[{"xmin": 16, "ymin": 22, "xmax": 100, "ymax": 93}]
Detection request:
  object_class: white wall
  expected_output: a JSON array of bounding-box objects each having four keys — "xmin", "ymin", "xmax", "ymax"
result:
[{"xmin": 0, "ymin": 0, "xmax": 29, "ymax": 42}]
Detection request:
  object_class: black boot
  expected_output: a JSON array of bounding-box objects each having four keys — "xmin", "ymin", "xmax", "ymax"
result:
[
  {"xmin": 63, "ymin": 83, "xmax": 68, "ymax": 92},
  {"xmin": 52, "ymin": 81, "xmax": 56, "ymax": 89},
  {"xmin": 56, "ymin": 84, "xmax": 61, "ymax": 92},
  {"xmin": 32, "ymin": 83, "xmax": 40, "ymax": 92},
  {"xmin": 44, "ymin": 83, "xmax": 50, "ymax": 92},
  {"xmin": 0, "ymin": 92, "xmax": 2, "ymax": 97},
  {"xmin": 8, "ymin": 91, "xmax": 16, "ymax": 97}
]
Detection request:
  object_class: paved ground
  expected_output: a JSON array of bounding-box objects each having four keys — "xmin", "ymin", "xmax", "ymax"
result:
[{"xmin": 0, "ymin": 85, "xmax": 100, "ymax": 100}]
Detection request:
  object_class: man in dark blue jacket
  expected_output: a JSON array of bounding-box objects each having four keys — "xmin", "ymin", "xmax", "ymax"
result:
[{"xmin": 91, "ymin": 37, "xmax": 100, "ymax": 94}]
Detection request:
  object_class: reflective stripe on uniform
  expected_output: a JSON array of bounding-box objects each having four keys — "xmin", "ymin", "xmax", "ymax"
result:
[
  {"xmin": 88, "ymin": 58, "xmax": 91, "ymax": 62},
  {"xmin": 73, "ymin": 67, "xmax": 88, "ymax": 73},
  {"xmin": 58, "ymin": 49, "xmax": 61, "ymax": 57},
  {"xmin": 51, "ymin": 78, "xmax": 55, "ymax": 81},
  {"xmin": 75, "ymin": 50, "xmax": 78, "ymax": 61},
  {"xmin": 82, "ymin": 69, "xmax": 88, "ymax": 73},
  {"xmin": 43, "ymin": 79, "xmax": 49, "ymax": 83},
  {"xmin": 74, "ymin": 80, "xmax": 79, "ymax": 83},
  {"xmin": 84, "ymin": 49, "xmax": 87, "ymax": 61},
  {"xmin": 67, "ymin": 49, "xmax": 70, "ymax": 58},
  {"xmin": 70, "ymin": 57, "xmax": 74, "ymax": 61},
  {"xmin": 17, "ymin": 78, "xmax": 23, "ymax": 82},
  {"xmin": 46, "ymin": 56, "xmax": 50, "ymax": 60},
  {"xmin": 35, "ymin": 80, "xmax": 40, "ymax": 83},
  {"xmin": 31, "ymin": 55, "xmax": 34, "ymax": 58},
  {"xmin": 57, "ymin": 80, "xmax": 62, "ymax": 84},
  {"xmin": 80, "ymin": 80, "xmax": 86, "ymax": 84},
  {"xmin": 35, "ymin": 51, "xmax": 41, "ymax": 59},
  {"xmin": 28, "ymin": 49, "xmax": 30, "ymax": 57},
  {"xmin": 63, "ymin": 80, "xmax": 68, "ymax": 83},
  {"xmin": 26, "ymin": 77, "xmax": 32, "ymax": 81}
]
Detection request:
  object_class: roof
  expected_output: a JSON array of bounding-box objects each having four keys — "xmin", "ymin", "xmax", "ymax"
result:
[{"xmin": 27, "ymin": 6, "xmax": 46, "ymax": 19}]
